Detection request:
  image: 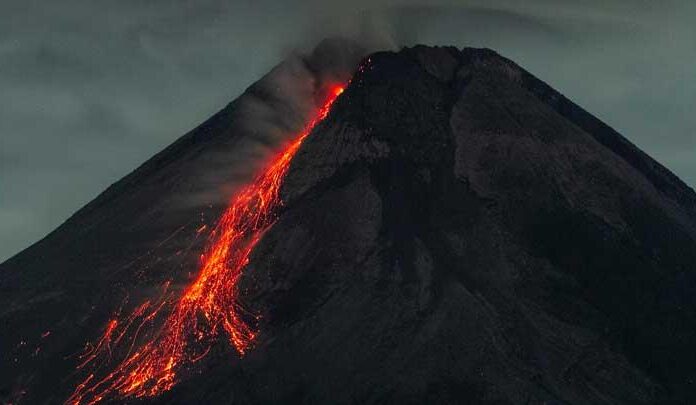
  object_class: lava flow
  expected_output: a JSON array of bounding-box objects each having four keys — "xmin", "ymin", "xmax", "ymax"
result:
[{"xmin": 68, "ymin": 84, "xmax": 345, "ymax": 405}]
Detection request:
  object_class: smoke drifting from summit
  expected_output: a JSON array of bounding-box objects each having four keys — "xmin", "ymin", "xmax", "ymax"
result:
[{"xmin": 176, "ymin": 38, "xmax": 366, "ymax": 209}]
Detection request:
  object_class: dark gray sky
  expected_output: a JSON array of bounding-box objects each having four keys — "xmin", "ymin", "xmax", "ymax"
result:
[{"xmin": 1, "ymin": 0, "xmax": 694, "ymax": 262}]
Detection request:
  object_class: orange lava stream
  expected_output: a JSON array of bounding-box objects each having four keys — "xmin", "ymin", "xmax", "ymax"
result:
[{"xmin": 68, "ymin": 85, "xmax": 345, "ymax": 405}]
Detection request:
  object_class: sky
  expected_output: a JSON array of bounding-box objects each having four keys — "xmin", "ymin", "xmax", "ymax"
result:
[{"xmin": 1, "ymin": 0, "xmax": 694, "ymax": 262}]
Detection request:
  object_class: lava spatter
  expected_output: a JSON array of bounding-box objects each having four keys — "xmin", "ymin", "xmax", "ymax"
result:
[{"xmin": 68, "ymin": 84, "xmax": 345, "ymax": 405}]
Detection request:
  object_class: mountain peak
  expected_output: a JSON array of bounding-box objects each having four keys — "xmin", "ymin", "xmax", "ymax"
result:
[{"xmin": 2, "ymin": 44, "xmax": 696, "ymax": 404}]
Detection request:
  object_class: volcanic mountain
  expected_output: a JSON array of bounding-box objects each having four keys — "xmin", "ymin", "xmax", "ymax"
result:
[{"xmin": 2, "ymin": 44, "xmax": 696, "ymax": 404}]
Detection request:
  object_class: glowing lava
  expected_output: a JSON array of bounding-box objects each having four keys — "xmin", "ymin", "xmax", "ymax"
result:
[{"xmin": 68, "ymin": 84, "xmax": 345, "ymax": 405}]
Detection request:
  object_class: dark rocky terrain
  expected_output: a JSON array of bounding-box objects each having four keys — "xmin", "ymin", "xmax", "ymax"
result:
[{"xmin": 2, "ymin": 45, "xmax": 696, "ymax": 404}]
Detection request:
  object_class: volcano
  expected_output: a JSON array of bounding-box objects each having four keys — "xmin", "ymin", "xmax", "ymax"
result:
[{"xmin": 2, "ymin": 45, "xmax": 696, "ymax": 404}]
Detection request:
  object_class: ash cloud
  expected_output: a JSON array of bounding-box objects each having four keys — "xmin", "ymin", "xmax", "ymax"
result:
[{"xmin": 174, "ymin": 38, "xmax": 369, "ymax": 209}]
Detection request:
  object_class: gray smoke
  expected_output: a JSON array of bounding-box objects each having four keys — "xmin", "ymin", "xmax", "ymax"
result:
[{"xmin": 172, "ymin": 38, "xmax": 370, "ymax": 209}]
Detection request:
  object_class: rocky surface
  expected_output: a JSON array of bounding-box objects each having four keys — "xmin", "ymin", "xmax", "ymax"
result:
[{"xmin": 2, "ymin": 45, "xmax": 696, "ymax": 404}]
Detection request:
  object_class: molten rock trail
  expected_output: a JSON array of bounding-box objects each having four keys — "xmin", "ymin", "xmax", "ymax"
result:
[{"xmin": 68, "ymin": 85, "xmax": 345, "ymax": 405}]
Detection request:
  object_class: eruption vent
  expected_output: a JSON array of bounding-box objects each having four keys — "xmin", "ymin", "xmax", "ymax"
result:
[{"xmin": 68, "ymin": 84, "xmax": 346, "ymax": 405}]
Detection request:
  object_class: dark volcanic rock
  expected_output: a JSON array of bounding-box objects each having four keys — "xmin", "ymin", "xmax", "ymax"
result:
[{"xmin": 2, "ymin": 45, "xmax": 696, "ymax": 404}]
